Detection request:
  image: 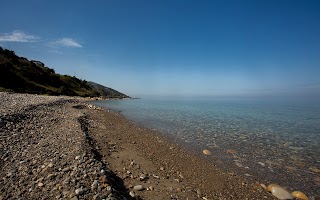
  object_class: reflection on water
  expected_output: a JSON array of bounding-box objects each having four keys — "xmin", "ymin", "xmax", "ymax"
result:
[{"xmin": 93, "ymin": 98, "xmax": 320, "ymax": 195}]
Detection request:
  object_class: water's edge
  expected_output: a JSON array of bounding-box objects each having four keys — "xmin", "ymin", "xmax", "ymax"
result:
[{"xmin": 92, "ymin": 99, "xmax": 320, "ymax": 196}]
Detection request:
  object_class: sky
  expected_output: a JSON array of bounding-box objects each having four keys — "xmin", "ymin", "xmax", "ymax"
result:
[{"xmin": 1, "ymin": 0, "xmax": 320, "ymax": 98}]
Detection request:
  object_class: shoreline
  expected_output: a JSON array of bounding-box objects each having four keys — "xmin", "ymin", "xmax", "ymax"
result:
[
  {"xmin": 84, "ymin": 104, "xmax": 275, "ymax": 199},
  {"xmin": 91, "ymin": 98, "xmax": 320, "ymax": 197},
  {"xmin": 0, "ymin": 92, "xmax": 288, "ymax": 199}
]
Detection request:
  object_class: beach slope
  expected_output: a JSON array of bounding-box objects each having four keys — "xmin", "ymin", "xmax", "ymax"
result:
[{"xmin": 0, "ymin": 92, "xmax": 274, "ymax": 199}]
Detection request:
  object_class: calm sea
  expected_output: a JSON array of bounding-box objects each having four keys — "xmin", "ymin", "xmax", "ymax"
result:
[{"xmin": 93, "ymin": 97, "xmax": 320, "ymax": 195}]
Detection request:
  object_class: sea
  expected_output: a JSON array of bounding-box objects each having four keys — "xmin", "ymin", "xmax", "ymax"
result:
[{"xmin": 92, "ymin": 97, "xmax": 320, "ymax": 195}]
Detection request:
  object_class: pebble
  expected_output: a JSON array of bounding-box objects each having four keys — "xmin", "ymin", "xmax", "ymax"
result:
[
  {"xmin": 202, "ymin": 149, "xmax": 212, "ymax": 155},
  {"xmin": 133, "ymin": 185, "xmax": 144, "ymax": 191},
  {"xmin": 38, "ymin": 182, "xmax": 44, "ymax": 187},
  {"xmin": 92, "ymin": 193, "xmax": 102, "ymax": 200},
  {"xmin": 91, "ymin": 180, "xmax": 99, "ymax": 190},
  {"xmin": 129, "ymin": 191, "xmax": 135, "ymax": 198},
  {"xmin": 260, "ymin": 183, "xmax": 267, "ymax": 190},
  {"xmin": 267, "ymin": 184, "xmax": 293, "ymax": 200},
  {"xmin": 291, "ymin": 191, "xmax": 309, "ymax": 200},
  {"xmin": 48, "ymin": 163, "xmax": 53, "ymax": 167},
  {"xmin": 75, "ymin": 188, "xmax": 84, "ymax": 195},
  {"xmin": 227, "ymin": 149, "xmax": 237, "ymax": 154},
  {"xmin": 47, "ymin": 174, "xmax": 55, "ymax": 180},
  {"xmin": 62, "ymin": 167, "xmax": 70, "ymax": 172},
  {"xmin": 75, "ymin": 156, "xmax": 81, "ymax": 160},
  {"xmin": 139, "ymin": 174, "xmax": 147, "ymax": 181}
]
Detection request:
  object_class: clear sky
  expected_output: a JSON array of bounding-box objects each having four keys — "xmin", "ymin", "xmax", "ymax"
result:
[{"xmin": 1, "ymin": 0, "xmax": 320, "ymax": 98}]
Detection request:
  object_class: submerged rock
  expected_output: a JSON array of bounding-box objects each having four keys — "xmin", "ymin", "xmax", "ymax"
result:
[
  {"xmin": 292, "ymin": 191, "xmax": 309, "ymax": 200},
  {"xmin": 267, "ymin": 184, "xmax": 293, "ymax": 200},
  {"xmin": 202, "ymin": 149, "xmax": 212, "ymax": 155}
]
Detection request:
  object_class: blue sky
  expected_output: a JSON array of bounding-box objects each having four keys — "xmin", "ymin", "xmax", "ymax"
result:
[{"xmin": 1, "ymin": 0, "xmax": 320, "ymax": 98}]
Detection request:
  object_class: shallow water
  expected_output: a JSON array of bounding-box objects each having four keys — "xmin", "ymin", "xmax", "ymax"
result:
[{"xmin": 93, "ymin": 98, "xmax": 320, "ymax": 195}]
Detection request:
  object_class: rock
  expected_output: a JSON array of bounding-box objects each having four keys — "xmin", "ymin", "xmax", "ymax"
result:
[
  {"xmin": 260, "ymin": 183, "xmax": 267, "ymax": 190},
  {"xmin": 92, "ymin": 193, "xmax": 102, "ymax": 200},
  {"xmin": 129, "ymin": 191, "xmax": 135, "ymax": 198},
  {"xmin": 227, "ymin": 149, "xmax": 237, "ymax": 154},
  {"xmin": 139, "ymin": 174, "xmax": 147, "ymax": 181},
  {"xmin": 70, "ymin": 196, "xmax": 78, "ymax": 200},
  {"xmin": 292, "ymin": 191, "xmax": 309, "ymax": 200},
  {"xmin": 75, "ymin": 156, "xmax": 81, "ymax": 160},
  {"xmin": 48, "ymin": 163, "xmax": 53, "ymax": 167},
  {"xmin": 38, "ymin": 182, "xmax": 44, "ymax": 187},
  {"xmin": 309, "ymin": 166, "xmax": 320, "ymax": 173},
  {"xmin": 75, "ymin": 188, "xmax": 84, "ymax": 195},
  {"xmin": 133, "ymin": 185, "xmax": 144, "ymax": 191},
  {"xmin": 267, "ymin": 184, "xmax": 281, "ymax": 192},
  {"xmin": 62, "ymin": 167, "xmax": 70, "ymax": 172},
  {"xmin": 47, "ymin": 174, "xmax": 55, "ymax": 180},
  {"xmin": 91, "ymin": 180, "xmax": 99, "ymax": 190},
  {"xmin": 267, "ymin": 184, "xmax": 293, "ymax": 200},
  {"xmin": 202, "ymin": 149, "xmax": 212, "ymax": 155},
  {"xmin": 160, "ymin": 167, "xmax": 164, "ymax": 171}
]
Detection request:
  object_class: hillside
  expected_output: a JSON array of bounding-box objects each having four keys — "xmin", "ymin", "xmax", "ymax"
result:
[
  {"xmin": 0, "ymin": 47, "xmax": 129, "ymax": 98},
  {"xmin": 87, "ymin": 81, "xmax": 129, "ymax": 99}
]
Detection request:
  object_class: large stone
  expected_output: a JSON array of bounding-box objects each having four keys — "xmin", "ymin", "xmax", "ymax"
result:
[
  {"xmin": 291, "ymin": 191, "xmax": 309, "ymax": 200},
  {"xmin": 267, "ymin": 184, "xmax": 293, "ymax": 200}
]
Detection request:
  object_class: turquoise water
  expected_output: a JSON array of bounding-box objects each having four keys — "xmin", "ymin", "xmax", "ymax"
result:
[{"xmin": 93, "ymin": 98, "xmax": 320, "ymax": 195}]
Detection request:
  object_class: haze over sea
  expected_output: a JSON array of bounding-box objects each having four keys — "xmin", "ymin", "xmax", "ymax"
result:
[{"xmin": 94, "ymin": 97, "xmax": 320, "ymax": 195}]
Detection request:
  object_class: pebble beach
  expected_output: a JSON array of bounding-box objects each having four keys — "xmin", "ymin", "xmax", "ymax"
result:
[{"xmin": 0, "ymin": 92, "xmax": 310, "ymax": 199}]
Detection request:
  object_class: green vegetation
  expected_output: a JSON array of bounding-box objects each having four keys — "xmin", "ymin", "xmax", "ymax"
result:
[{"xmin": 0, "ymin": 47, "xmax": 129, "ymax": 98}]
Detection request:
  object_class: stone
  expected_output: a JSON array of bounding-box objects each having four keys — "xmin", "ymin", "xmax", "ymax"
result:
[
  {"xmin": 92, "ymin": 193, "xmax": 102, "ymax": 200},
  {"xmin": 75, "ymin": 188, "xmax": 84, "ymax": 195},
  {"xmin": 227, "ymin": 149, "xmax": 237, "ymax": 154},
  {"xmin": 291, "ymin": 191, "xmax": 309, "ymax": 200},
  {"xmin": 48, "ymin": 163, "xmax": 53, "ymax": 167},
  {"xmin": 62, "ymin": 167, "xmax": 70, "ymax": 172},
  {"xmin": 75, "ymin": 156, "xmax": 81, "ymax": 160},
  {"xmin": 129, "ymin": 191, "xmax": 135, "ymax": 198},
  {"xmin": 91, "ymin": 180, "xmax": 99, "ymax": 190},
  {"xmin": 133, "ymin": 185, "xmax": 144, "ymax": 191},
  {"xmin": 38, "ymin": 182, "xmax": 44, "ymax": 187},
  {"xmin": 202, "ymin": 149, "xmax": 212, "ymax": 155},
  {"xmin": 309, "ymin": 166, "xmax": 320, "ymax": 173},
  {"xmin": 267, "ymin": 184, "xmax": 293, "ymax": 200},
  {"xmin": 260, "ymin": 183, "xmax": 267, "ymax": 190},
  {"xmin": 47, "ymin": 174, "xmax": 55, "ymax": 180},
  {"xmin": 139, "ymin": 174, "xmax": 147, "ymax": 181},
  {"xmin": 267, "ymin": 184, "xmax": 281, "ymax": 192}
]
